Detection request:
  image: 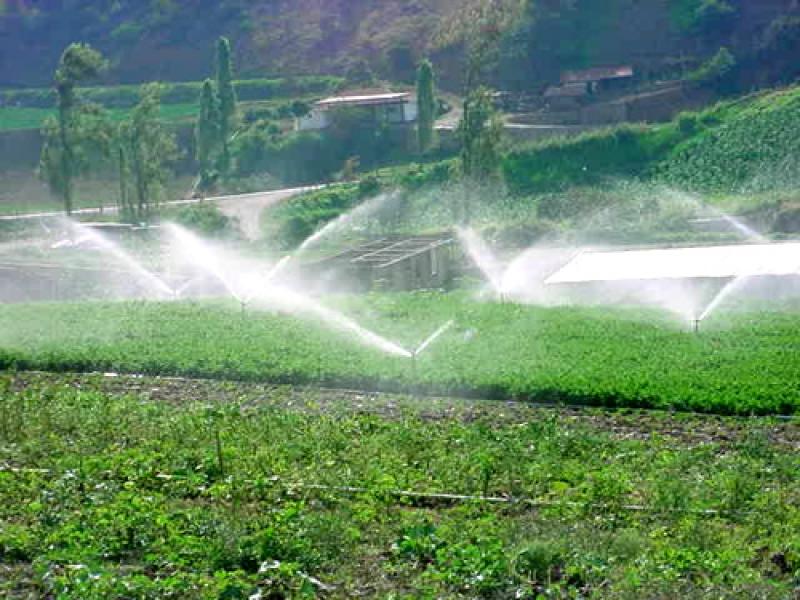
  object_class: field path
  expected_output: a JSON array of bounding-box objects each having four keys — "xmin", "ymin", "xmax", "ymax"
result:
[{"xmin": 0, "ymin": 185, "xmax": 325, "ymax": 237}]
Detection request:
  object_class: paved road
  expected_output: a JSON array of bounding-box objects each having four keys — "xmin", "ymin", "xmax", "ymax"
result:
[{"xmin": 0, "ymin": 185, "xmax": 324, "ymax": 230}]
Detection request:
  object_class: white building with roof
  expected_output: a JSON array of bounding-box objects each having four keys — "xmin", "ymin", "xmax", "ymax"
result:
[{"xmin": 296, "ymin": 91, "xmax": 418, "ymax": 131}]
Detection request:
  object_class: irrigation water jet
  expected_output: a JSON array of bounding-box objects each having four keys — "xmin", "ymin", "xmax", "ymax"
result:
[
  {"xmin": 407, "ymin": 320, "xmax": 456, "ymax": 394},
  {"xmin": 248, "ymin": 283, "xmax": 413, "ymax": 358},
  {"xmin": 457, "ymin": 227, "xmax": 505, "ymax": 297},
  {"xmin": 164, "ymin": 223, "xmax": 247, "ymax": 302},
  {"xmin": 414, "ymin": 320, "xmax": 455, "ymax": 358},
  {"xmin": 164, "ymin": 221, "xmax": 414, "ymax": 358},
  {"xmin": 242, "ymin": 255, "xmax": 293, "ymax": 304},
  {"xmin": 61, "ymin": 219, "xmax": 175, "ymax": 300},
  {"xmin": 296, "ymin": 192, "xmax": 398, "ymax": 255}
]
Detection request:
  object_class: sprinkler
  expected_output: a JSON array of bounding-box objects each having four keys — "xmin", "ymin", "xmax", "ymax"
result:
[{"xmin": 693, "ymin": 318, "xmax": 701, "ymax": 334}]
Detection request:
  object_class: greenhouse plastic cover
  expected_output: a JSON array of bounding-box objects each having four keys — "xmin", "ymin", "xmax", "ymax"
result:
[{"xmin": 546, "ymin": 242, "xmax": 800, "ymax": 284}]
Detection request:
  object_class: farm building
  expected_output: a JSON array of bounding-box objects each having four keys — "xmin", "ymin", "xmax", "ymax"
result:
[
  {"xmin": 561, "ymin": 65, "xmax": 635, "ymax": 93},
  {"xmin": 301, "ymin": 234, "xmax": 455, "ymax": 292},
  {"xmin": 543, "ymin": 65, "xmax": 635, "ymax": 110},
  {"xmin": 296, "ymin": 91, "xmax": 418, "ymax": 131}
]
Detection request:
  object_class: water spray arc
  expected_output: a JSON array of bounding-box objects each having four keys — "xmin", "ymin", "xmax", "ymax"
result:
[
  {"xmin": 163, "ymin": 221, "xmax": 415, "ymax": 358},
  {"xmin": 457, "ymin": 227, "xmax": 506, "ymax": 299},
  {"xmin": 241, "ymin": 255, "xmax": 293, "ymax": 307},
  {"xmin": 408, "ymin": 320, "xmax": 455, "ymax": 391},
  {"xmin": 62, "ymin": 220, "xmax": 175, "ymax": 300},
  {"xmin": 164, "ymin": 223, "xmax": 246, "ymax": 303}
]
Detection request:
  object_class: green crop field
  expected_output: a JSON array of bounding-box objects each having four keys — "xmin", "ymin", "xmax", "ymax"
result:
[
  {"xmin": 1, "ymin": 373, "xmax": 799, "ymax": 598},
  {"xmin": 0, "ymin": 104, "xmax": 203, "ymax": 132},
  {"xmin": 0, "ymin": 294, "xmax": 798, "ymax": 415}
]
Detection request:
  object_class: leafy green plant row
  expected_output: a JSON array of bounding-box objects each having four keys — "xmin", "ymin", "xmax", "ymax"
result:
[
  {"xmin": 0, "ymin": 376, "xmax": 798, "ymax": 598},
  {"xmin": 0, "ymin": 294, "xmax": 798, "ymax": 415},
  {"xmin": 0, "ymin": 76, "xmax": 343, "ymax": 110}
]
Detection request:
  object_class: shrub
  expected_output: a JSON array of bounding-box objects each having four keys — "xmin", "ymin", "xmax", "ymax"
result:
[
  {"xmin": 502, "ymin": 124, "xmax": 672, "ymax": 194},
  {"xmin": 773, "ymin": 203, "xmax": 800, "ymax": 234},
  {"xmin": 513, "ymin": 541, "xmax": 565, "ymax": 584},
  {"xmin": 671, "ymin": 0, "xmax": 736, "ymax": 34},
  {"xmin": 688, "ymin": 47, "xmax": 737, "ymax": 91},
  {"xmin": 171, "ymin": 201, "xmax": 238, "ymax": 238},
  {"xmin": 677, "ymin": 112, "xmax": 698, "ymax": 135}
]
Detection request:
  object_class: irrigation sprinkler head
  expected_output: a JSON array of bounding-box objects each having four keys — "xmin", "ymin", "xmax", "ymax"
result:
[{"xmin": 693, "ymin": 318, "xmax": 701, "ymax": 334}]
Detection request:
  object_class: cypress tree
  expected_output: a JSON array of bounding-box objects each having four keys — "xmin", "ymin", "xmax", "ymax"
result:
[
  {"xmin": 215, "ymin": 37, "xmax": 238, "ymax": 173},
  {"xmin": 416, "ymin": 59, "xmax": 437, "ymax": 153},
  {"xmin": 196, "ymin": 78, "xmax": 221, "ymax": 188}
]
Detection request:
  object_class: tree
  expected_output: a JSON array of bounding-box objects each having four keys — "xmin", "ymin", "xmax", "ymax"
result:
[
  {"xmin": 118, "ymin": 84, "xmax": 180, "ymax": 223},
  {"xmin": 416, "ymin": 59, "xmax": 437, "ymax": 153},
  {"xmin": 196, "ymin": 78, "xmax": 221, "ymax": 192},
  {"xmin": 345, "ymin": 58, "xmax": 376, "ymax": 87},
  {"xmin": 215, "ymin": 37, "xmax": 238, "ymax": 174},
  {"xmin": 437, "ymin": 0, "xmax": 524, "ymax": 93},
  {"xmin": 457, "ymin": 86, "xmax": 503, "ymax": 222},
  {"xmin": 40, "ymin": 43, "xmax": 107, "ymax": 215}
]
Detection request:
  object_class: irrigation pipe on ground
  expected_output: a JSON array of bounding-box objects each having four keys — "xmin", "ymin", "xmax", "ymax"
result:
[{"xmin": 0, "ymin": 465, "xmax": 748, "ymax": 517}]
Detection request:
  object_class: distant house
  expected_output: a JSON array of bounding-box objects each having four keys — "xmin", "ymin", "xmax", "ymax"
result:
[
  {"xmin": 296, "ymin": 91, "xmax": 418, "ymax": 131},
  {"xmin": 560, "ymin": 65, "xmax": 635, "ymax": 94},
  {"xmin": 543, "ymin": 82, "xmax": 592, "ymax": 111},
  {"xmin": 542, "ymin": 65, "xmax": 635, "ymax": 111}
]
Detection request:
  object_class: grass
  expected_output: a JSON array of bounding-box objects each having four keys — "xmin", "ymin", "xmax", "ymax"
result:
[
  {"xmin": 0, "ymin": 294, "xmax": 798, "ymax": 415},
  {"xmin": 0, "ymin": 373, "xmax": 798, "ymax": 598}
]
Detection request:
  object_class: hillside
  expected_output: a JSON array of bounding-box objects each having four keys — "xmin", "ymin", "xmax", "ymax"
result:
[
  {"xmin": 503, "ymin": 84, "xmax": 800, "ymax": 196},
  {"xmin": 0, "ymin": 0, "xmax": 461, "ymax": 86},
  {"xmin": 2, "ymin": 0, "xmax": 798, "ymax": 92}
]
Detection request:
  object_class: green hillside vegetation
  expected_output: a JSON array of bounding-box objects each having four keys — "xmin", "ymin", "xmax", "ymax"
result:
[
  {"xmin": 659, "ymin": 87, "xmax": 800, "ymax": 192},
  {"xmin": 264, "ymin": 84, "xmax": 800, "ymax": 249},
  {"xmin": 1, "ymin": 296, "xmax": 799, "ymax": 415},
  {"xmin": 2, "ymin": 1, "xmax": 798, "ymax": 92},
  {"xmin": 505, "ymin": 84, "xmax": 800, "ymax": 195}
]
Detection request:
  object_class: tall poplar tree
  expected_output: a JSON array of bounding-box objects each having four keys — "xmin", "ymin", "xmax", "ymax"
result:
[
  {"xmin": 457, "ymin": 86, "xmax": 503, "ymax": 223},
  {"xmin": 118, "ymin": 84, "xmax": 179, "ymax": 223},
  {"xmin": 416, "ymin": 59, "xmax": 437, "ymax": 153},
  {"xmin": 40, "ymin": 43, "xmax": 107, "ymax": 215},
  {"xmin": 215, "ymin": 37, "xmax": 238, "ymax": 174},
  {"xmin": 195, "ymin": 78, "xmax": 221, "ymax": 190}
]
